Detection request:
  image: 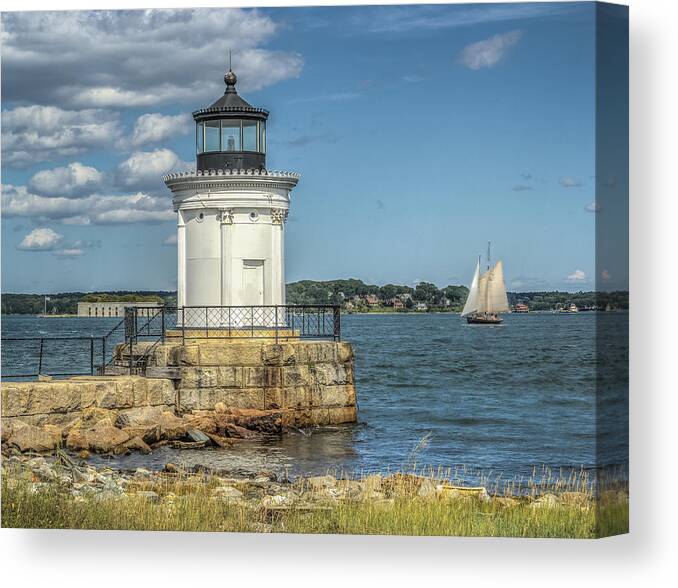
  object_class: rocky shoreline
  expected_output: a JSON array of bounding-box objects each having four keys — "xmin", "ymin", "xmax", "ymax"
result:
[{"xmin": 2, "ymin": 403, "xmax": 287, "ymax": 457}]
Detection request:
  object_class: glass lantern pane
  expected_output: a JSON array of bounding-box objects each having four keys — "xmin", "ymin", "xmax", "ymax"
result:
[
  {"xmin": 243, "ymin": 120, "xmax": 257, "ymax": 151},
  {"xmin": 204, "ymin": 120, "xmax": 220, "ymax": 152},
  {"xmin": 221, "ymin": 120, "xmax": 241, "ymax": 151},
  {"xmin": 260, "ymin": 122, "xmax": 266, "ymax": 154},
  {"xmin": 196, "ymin": 123, "xmax": 204, "ymax": 154}
]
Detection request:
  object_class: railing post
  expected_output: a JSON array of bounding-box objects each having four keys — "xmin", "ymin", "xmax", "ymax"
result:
[
  {"xmin": 161, "ymin": 307, "xmax": 166, "ymax": 343},
  {"xmin": 128, "ymin": 334, "xmax": 133, "ymax": 375},
  {"xmin": 182, "ymin": 307, "xmax": 186, "ymax": 346},
  {"xmin": 38, "ymin": 337, "xmax": 44, "ymax": 376},
  {"xmin": 251, "ymin": 306, "xmax": 254, "ymax": 338},
  {"xmin": 205, "ymin": 307, "xmax": 209, "ymax": 338},
  {"xmin": 102, "ymin": 337, "xmax": 107, "ymax": 376},
  {"xmin": 334, "ymin": 306, "xmax": 341, "ymax": 341},
  {"xmin": 275, "ymin": 306, "xmax": 279, "ymax": 343},
  {"xmin": 90, "ymin": 337, "xmax": 94, "ymax": 375},
  {"xmin": 228, "ymin": 307, "xmax": 232, "ymax": 338}
]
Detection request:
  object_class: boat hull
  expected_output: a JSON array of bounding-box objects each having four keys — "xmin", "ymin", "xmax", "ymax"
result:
[{"xmin": 466, "ymin": 314, "xmax": 503, "ymax": 325}]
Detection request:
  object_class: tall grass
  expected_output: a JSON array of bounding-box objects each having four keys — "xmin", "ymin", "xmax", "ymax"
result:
[{"xmin": 1, "ymin": 473, "xmax": 628, "ymax": 538}]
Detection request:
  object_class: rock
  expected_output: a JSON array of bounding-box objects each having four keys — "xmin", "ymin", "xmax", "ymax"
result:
[
  {"xmin": 212, "ymin": 486, "xmax": 244, "ymax": 502},
  {"xmin": 1, "ymin": 419, "xmax": 28, "ymax": 443},
  {"xmin": 214, "ymin": 402, "xmax": 227, "ymax": 414},
  {"xmin": 163, "ymin": 463, "xmax": 182, "ymax": 474},
  {"xmin": 135, "ymin": 490, "xmax": 160, "ymax": 503},
  {"xmin": 42, "ymin": 424, "xmax": 65, "ymax": 444},
  {"xmin": 133, "ymin": 468, "xmax": 153, "ymax": 479},
  {"xmin": 158, "ymin": 411, "xmax": 187, "ymax": 440},
  {"xmin": 77, "ymin": 449, "xmax": 90, "ymax": 459},
  {"xmin": 261, "ymin": 494, "xmax": 292, "ymax": 508},
  {"xmin": 113, "ymin": 435, "xmax": 151, "ymax": 455},
  {"xmin": 307, "ymin": 475, "xmax": 337, "ymax": 490},
  {"xmin": 187, "ymin": 429, "xmax": 211, "ymax": 443},
  {"xmin": 530, "ymin": 493, "xmax": 559, "ymax": 509},
  {"xmin": 438, "ymin": 485, "xmax": 490, "ymax": 502},
  {"xmin": 67, "ymin": 421, "xmax": 130, "ymax": 453},
  {"xmin": 184, "ymin": 414, "xmax": 218, "ymax": 434},
  {"xmin": 8, "ymin": 424, "xmax": 57, "ymax": 452},
  {"xmin": 205, "ymin": 432, "xmax": 234, "ymax": 448},
  {"xmin": 37, "ymin": 374, "xmax": 54, "ymax": 382},
  {"xmin": 221, "ymin": 423, "xmax": 263, "ymax": 439},
  {"xmin": 122, "ymin": 424, "xmax": 161, "ymax": 445},
  {"xmin": 79, "ymin": 407, "xmax": 118, "ymax": 427},
  {"xmin": 115, "ymin": 406, "xmax": 164, "ymax": 428}
]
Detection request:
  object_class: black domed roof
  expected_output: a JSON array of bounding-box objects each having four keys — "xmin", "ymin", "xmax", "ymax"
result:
[{"xmin": 192, "ymin": 69, "xmax": 268, "ymax": 122}]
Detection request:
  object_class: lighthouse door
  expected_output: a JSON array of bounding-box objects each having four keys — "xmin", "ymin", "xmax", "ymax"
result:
[{"xmin": 242, "ymin": 260, "xmax": 265, "ymax": 306}]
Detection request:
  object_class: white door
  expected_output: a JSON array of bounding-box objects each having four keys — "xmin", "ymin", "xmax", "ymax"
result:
[{"xmin": 242, "ymin": 260, "xmax": 264, "ymax": 306}]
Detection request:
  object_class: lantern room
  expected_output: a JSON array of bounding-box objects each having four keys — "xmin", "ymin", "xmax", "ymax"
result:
[{"xmin": 193, "ymin": 69, "xmax": 268, "ymax": 172}]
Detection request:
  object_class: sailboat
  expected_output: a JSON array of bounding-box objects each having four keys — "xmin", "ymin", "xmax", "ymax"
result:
[{"xmin": 461, "ymin": 243, "xmax": 509, "ymax": 325}]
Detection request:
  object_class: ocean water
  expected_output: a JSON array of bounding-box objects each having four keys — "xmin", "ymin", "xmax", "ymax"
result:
[{"xmin": 1, "ymin": 313, "xmax": 629, "ymax": 483}]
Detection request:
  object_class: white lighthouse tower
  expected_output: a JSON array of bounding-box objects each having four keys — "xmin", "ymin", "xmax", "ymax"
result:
[{"xmin": 164, "ymin": 68, "xmax": 299, "ymax": 326}]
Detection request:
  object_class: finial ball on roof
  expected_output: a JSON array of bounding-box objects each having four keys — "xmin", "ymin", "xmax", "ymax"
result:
[{"xmin": 224, "ymin": 70, "xmax": 237, "ymax": 86}]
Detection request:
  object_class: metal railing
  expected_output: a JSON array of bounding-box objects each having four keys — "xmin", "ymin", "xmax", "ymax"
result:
[
  {"xmin": 1, "ymin": 305, "xmax": 340, "ymax": 380},
  {"xmin": 125, "ymin": 305, "xmax": 341, "ymax": 344},
  {"xmin": 1, "ymin": 317, "xmax": 126, "ymax": 379}
]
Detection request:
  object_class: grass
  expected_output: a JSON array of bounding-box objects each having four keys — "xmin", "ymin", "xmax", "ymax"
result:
[{"xmin": 1, "ymin": 472, "xmax": 628, "ymax": 538}]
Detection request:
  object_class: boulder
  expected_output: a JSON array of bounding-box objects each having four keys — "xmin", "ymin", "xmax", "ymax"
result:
[
  {"xmin": 122, "ymin": 424, "xmax": 161, "ymax": 445},
  {"xmin": 114, "ymin": 435, "xmax": 152, "ymax": 455},
  {"xmin": 307, "ymin": 475, "xmax": 337, "ymax": 491},
  {"xmin": 80, "ymin": 407, "xmax": 118, "ymax": 426},
  {"xmin": 205, "ymin": 432, "xmax": 234, "ymax": 448},
  {"xmin": 8, "ymin": 424, "xmax": 57, "ymax": 452},
  {"xmin": 221, "ymin": 423, "xmax": 263, "ymax": 440},
  {"xmin": 42, "ymin": 424, "xmax": 65, "ymax": 444},
  {"xmin": 87, "ymin": 422, "xmax": 130, "ymax": 453},
  {"xmin": 66, "ymin": 421, "xmax": 130, "ymax": 453},
  {"xmin": 1, "ymin": 419, "xmax": 28, "ymax": 443},
  {"xmin": 115, "ymin": 406, "xmax": 165, "ymax": 428},
  {"xmin": 158, "ymin": 411, "xmax": 187, "ymax": 440},
  {"xmin": 530, "ymin": 493, "xmax": 559, "ymax": 509},
  {"xmin": 187, "ymin": 429, "xmax": 211, "ymax": 443}
]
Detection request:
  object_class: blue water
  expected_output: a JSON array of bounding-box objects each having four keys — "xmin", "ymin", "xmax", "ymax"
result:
[{"xmin": 1, "ymin": 313, "xmax": 628, "ymax": 483}]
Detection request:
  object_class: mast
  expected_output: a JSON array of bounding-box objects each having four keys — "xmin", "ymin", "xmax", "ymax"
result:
[{"xmin": 485, "ymin": 241, "xmax": 491, "ymax": 314}]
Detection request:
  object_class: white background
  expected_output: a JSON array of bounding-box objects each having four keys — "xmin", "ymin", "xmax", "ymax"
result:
[{"xmin": 1, "ymin": 0, "xmax": 676, "ymax": 584}]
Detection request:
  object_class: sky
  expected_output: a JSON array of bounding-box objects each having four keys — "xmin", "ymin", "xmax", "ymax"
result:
[{"xmin": 0, "ymin": 2, "xmax": 629, "ymax": 294}]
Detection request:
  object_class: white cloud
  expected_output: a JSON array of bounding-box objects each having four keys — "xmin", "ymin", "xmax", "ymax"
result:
[
  {"xmin": 28, "ymin": 162, "xmax": 104, "ymax": 197},
  {"xmin": 16, "ymin": 227, "xmax": 63, "ymax": 251},
  {"xmin": 559, "ymin": 176, "xmax": 583, "ymax": 188},
  {"xmin": 1, "ymin": 9, "xmax": 303, "ymax": 110},
  {"xmin": 1, "ymin": 105, "xmax": 122, "ymax": 166},
  {"xmin": 163, "ymin": 234, "xmax": 178, "ymax": 246},
  {"xmin": 2, "ymin": 184, "xmax": 174, "ymax": 225},
  {"xmin": 131, "ymin": 113, "xmax": 192, "ymax": 146},
  {"xmin": 566, "ymin": 269, "xmax": 587, "ymax": 283},
  {"xmin": 116, "ymin": 148, "xmax": 191, "ymax": 190},
  {"xmin": 459, "ymin": 30, "xmax": 522, "ymax": 70},
  {"xmin": 585, "ymin": 201, "xmax": 601, "ymax": 213},
  {"xmin": 54, "ymin": 248, "xmax": 84, "ymax": 258}
]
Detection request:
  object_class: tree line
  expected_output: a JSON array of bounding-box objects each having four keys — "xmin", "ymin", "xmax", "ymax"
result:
[{"xmin": 0, "ymin": 283, "xmax": 628, "ymax": 314}]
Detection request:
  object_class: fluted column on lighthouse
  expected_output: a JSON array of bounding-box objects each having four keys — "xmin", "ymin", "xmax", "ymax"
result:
[
  {"xmin": 219, "ymin": 209, "xmax": 233, "ymax": 311},
  {"xmin": 177, "ymin": 210, "xmax": 186, "ymax": 309}
]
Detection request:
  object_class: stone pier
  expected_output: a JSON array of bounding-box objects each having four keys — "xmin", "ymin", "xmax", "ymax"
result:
[{"xmin": 1, "ymin": 339, "xmax": 357, "ymax": 432}]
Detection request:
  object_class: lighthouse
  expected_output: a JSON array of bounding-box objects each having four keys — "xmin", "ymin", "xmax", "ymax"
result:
[{"xmin": 164, "ymin": 67, "xmax": 299, "ymax": 325}]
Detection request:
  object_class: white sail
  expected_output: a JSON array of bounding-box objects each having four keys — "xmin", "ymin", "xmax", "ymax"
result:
[
  {"xmin": 485, "ymin": 261, "xmax": 509, "ymax": 313},
  {"xmin": 461, "ymin": 260, "xmax": 481, "ymax": 316}
]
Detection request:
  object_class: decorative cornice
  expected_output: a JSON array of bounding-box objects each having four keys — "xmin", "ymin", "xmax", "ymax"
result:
[
  {"xmin": 164, "ymin": 169, "xmax": 300, "ymax": 193},
  {"xmin": 164, "ymin": 169, "xmax": 300, "ymax": 181}
]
